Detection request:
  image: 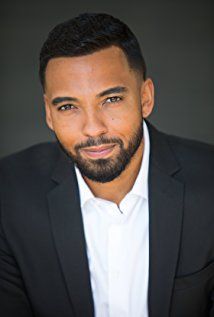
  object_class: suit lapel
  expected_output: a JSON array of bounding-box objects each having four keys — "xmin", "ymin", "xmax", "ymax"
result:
[
  {"xmin": 47, "ymin": 149, "xmax": 94, "ymax": 317},
  {"xmin": 147, "ymin": 123, "xmax": 184, "ymax": 317}
]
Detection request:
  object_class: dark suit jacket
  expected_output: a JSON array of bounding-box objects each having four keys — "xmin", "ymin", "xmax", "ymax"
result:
[{"xmin": 0, "ymin": 123, "xmax": 214, "ymax": 317}]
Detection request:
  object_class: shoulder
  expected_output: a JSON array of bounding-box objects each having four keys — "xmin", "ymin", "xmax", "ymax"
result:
[
  {"xmin": 147, "ymin": 121, "xmax": 214, "ymax": 183},
  {"xmin": 165, "ymin": 133, "xmax": 214, "ymax": 173},
  {"xmin": 147, "ymin": 121, "xmax": 214, "ymax": 171},
  {"xmin": 0, "ymin": 142, "xmax": 60, "ymax": 182},
  {"xmin": 161, "ymin": 132, "xmax": 214, "ymax": 188}
]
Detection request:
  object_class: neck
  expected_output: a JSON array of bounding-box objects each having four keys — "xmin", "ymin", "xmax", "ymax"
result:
[{"xmin": 83, "ymin": 140, "xmax": 144, "ymax": 205}]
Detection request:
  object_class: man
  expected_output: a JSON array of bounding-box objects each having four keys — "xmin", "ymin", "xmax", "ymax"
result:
[{"xmin": 0, "ymin": 12, "xmax": 213, "ymax": 317}]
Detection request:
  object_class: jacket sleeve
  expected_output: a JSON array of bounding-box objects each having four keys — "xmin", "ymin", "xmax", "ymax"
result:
[{"xmin": 0, "ymin": 202, "xmax": 34, "ymax": 316}]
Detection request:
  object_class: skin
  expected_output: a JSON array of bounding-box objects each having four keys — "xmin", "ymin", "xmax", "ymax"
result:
[{"xmin": 44, "ymin": 46, "xmax": 154, "ymax": 205}]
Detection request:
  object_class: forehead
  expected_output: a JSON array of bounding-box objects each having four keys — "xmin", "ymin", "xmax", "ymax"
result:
[{"xmin": 45, "ymin": 46, "xmax": 138, "ymax": 94}]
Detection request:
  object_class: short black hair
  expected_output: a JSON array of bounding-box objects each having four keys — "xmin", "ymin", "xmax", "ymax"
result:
[{"xmin": 39, "ymin": 13, "xmax": 147, "ymax": 89}]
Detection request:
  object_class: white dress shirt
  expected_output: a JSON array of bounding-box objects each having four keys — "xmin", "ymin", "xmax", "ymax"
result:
[{"xmin": 75, "ymin": 121, "xmax": 150, "ymax": 317}]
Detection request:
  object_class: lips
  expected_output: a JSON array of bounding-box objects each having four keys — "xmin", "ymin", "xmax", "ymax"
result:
[{"xmin": 80, "ymin": 144, "xmax": 116, "ymax": 159}]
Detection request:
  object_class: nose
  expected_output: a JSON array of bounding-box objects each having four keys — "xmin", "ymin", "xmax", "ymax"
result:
[{"xmin": 82, "ymin": 110, "xmax": 108, "ymax": 138}]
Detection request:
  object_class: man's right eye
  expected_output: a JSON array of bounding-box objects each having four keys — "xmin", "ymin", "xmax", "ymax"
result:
[{"xmin": 57, "ymin": 104, "xmax": 76, "ymax": 111}]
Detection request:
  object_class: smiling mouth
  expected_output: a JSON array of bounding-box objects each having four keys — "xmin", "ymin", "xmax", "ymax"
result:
[{"xmin": 80, "ymin": 144, "xmax": 116, "ymax": 159}]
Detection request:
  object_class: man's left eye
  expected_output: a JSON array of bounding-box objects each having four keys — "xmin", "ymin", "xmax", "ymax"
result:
[{"xmin": 105, "ymin": 96, "xmax": 122, "ymax": 103}]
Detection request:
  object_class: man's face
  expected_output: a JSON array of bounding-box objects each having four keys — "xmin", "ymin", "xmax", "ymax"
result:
[{"xmin": 44, "ymin": 46, "xmax": 154, "ymax": 182}]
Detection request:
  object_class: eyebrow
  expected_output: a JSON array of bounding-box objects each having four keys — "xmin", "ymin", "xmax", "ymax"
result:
[
  {"xmin": 51, "ymin": 86, "xmax": 128, "ymax": 106},
  {"xmin": 52, "ymin": 96, "xmax": 78, "ymax": 106},
  {"xmin": 97, "ymin": 86, "xmax": 128, "ymax": 98}
]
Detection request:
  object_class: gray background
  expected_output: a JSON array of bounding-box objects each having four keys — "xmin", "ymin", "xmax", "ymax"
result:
[{"xmin": 0, "ymin": 0, "xmax": 213, "ymax": 158}]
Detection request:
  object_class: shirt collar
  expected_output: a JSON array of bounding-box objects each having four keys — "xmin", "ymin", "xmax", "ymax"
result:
[
  {"xmin": 75, "ymin": 166, "xmax": 94, "ymax": 208},
  {"xmin": 75, "ymin": 120, "xmax": 150, "ymax": 207}
]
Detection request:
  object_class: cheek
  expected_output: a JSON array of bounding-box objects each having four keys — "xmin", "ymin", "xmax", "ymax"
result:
[
  {"xmin": 51, "ymin": 121, "xmax": 81, "ymax": 150},
  {"xmin": 107, "ymin": 118, "xmax": 142, "ymax": 149},
  {"xmin": 106, "ymin": 107, "xmax": 142, "ymax": 134},
  {"xmin": 50, "ymin": 111, "xmax": 79, "ymax": 135}
]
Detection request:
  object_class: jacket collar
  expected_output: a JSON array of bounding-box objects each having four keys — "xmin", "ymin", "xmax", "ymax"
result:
[
  {"xmin": 146, "ymin": 120, "xmax": 181, "ymax": 176},
  {"xmin": 146, "ymin": 121, "xmax": 184, "ymax": 317}
]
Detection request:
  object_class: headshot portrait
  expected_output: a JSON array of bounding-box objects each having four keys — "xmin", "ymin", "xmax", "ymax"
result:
[{"xmin": 0, "ymin": 3, "xmax": 214, "ymax": 317}]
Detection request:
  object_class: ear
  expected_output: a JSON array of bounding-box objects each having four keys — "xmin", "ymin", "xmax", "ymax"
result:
[
  {"xmin": 140, "ymin": 78, "xmax": 155, "ymax": 118},
  {"xmin": 44, "ymin": 95, "xmax": 54, "ymax": 131}
]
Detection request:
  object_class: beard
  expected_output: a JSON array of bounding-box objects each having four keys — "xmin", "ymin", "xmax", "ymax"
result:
[{"xmin": 58, "ymin": 120, "xmax": 144, "ymax": 183}]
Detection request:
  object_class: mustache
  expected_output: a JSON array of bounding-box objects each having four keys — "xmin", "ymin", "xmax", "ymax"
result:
[{"xmin": 74, "ymin": 136, "xmax": 123, "ymax": 151}]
